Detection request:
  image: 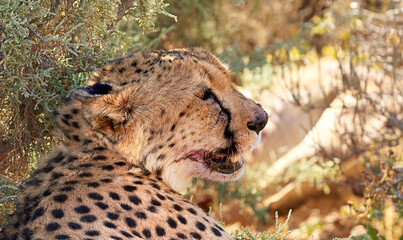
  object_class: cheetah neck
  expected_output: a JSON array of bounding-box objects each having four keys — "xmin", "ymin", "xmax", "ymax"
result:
[{"xmin": 54, "ymin": 100, "xmax": 101, "ymax": 148}]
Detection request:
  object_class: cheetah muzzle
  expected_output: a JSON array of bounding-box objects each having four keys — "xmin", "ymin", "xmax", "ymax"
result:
[{"xmin": 0, "ymin": 48, "xmax": 268, "ymax": 240}]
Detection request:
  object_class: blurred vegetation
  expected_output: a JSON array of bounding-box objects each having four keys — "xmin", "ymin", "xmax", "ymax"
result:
[
  {"xmin": 233, "ymin": 210, "xmax": 292, "ymax": 240},
  {"xmin": 0, "ymin": 0, "xmax": 176, "ymax": 177},
  {"xmin": 1, "ymin": 0, "xmax": 402, "ymax": 239}
]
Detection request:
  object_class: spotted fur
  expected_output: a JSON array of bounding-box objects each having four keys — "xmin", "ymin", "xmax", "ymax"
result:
[{"xmin": 0, "ymin": 48, "xmax": 267, "ymax": 240}]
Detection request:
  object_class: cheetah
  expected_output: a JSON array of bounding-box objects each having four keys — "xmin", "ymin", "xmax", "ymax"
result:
[{"xmin": 0, "ymin": 48, "xmax": 268, "ymax": 240}]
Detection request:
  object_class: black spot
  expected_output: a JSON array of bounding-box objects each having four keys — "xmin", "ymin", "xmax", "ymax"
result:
[
  {"xmin": 131, "ymin": 61, "xmax": 138, "ymax": 67},
  {"xmin": 68, "ymin": 222, "xmax": 82, "ymax": 230},
  {"xmin": 55, "ymin": 234, "xmax": 71, "ymax": 240},
  {"xmin": 129, "ymin": 195, "xmax": 142, "ymax": 205},
  {"xmin": 80, "ymin": 215, "xmax": 96, "ymax": 223},
  {"xmin": 51, "ymin": 209, "xmax": 64, "ymax": 218},
  {"xmin": 133, "ymin": 180, "xmax": 143, "ymax": 185},
  {"xmin": 104, "ymin": 221, "xmax": 117, "ymax": 228},
  {"xmin": 177, "ymin": 214, "xmax": 187, "ymax": 224},
  {"xmin": 72, "ymin": 108, "xmax": 79, "ymax": 114},
  {"xmin": 41, "ymin": 165, "xmax": 54, "ymax": 173},
  {"xmin": 79, "ymin": 164, "xmax": 93, "ymax": 169},
  {"xmin": 95, "ymin": 202, "xmax": 109, "ymax": 210},
  {"xmin": 53, "ymin": 194, "xmax": 68, "ymax": 203},
  {"xmin": 135, "ymin": 211, "xmax": 147, "ymax": 219},
  {"xmin": 65, "ymin": 180, "xmax": 78, "ymax": 185},
  {"xmin": 59, "ymin": 186, "xmax": 73, "ymax": 193},
  {"xmin": 132, "ymin": 231, "xmax": 141, "ymax": 238},
  {"xmin": 177, "ymin": 233, "xmax": 187, "ymax": 239},
  {"xmin": 151, "ymin": 183, "xmax": 161, "ymax": 190},
  {"xmin": 63, "ymin": 114, "xmax": 72, "ymax": 119},
  {"xmin": 151, "ymin": 199, "xmax": 161, "ymax": 206},
  {"xmin": 110, "ymin": 236, "xmax": 123, "ymax": 240},
  {"xmin": 107, "ymin": 212, "xmax": 119, "ymax": 220},
  {"xmin": 114, "ymin": 161, "xmax": 126, "ymax": 166},
  {"xmin": 168, "ymin": 143, "xmax": 175, "ymax": 148},
  {"xmin": 72, "ymin": 135, "xmax": 80, "ymax": 142},
  {"xmin": 155, "ymin": 167, "xmax": 163, "ymax": 176},
  {"xmin": 155, "ymin": 226, "xmax": 166, "ymax": 236},
  {"xmin": 123, "ymin": 185, "xmax": 137, "ymax": 192},
  {"xmin": 215, "ymin": 223, "xmax": 224, "ymax": 231},
  {"xmin": 160, "ymin": 108, "xmax": 165, "ymax": 117},
  {"xmin": 167, "ymin": 217, "xmax": 177, "ymax": 229},
  {"xmin": 211, "ymin": 226, "xmax": 222, "ymax": 236},
  {"xmin": 94, "ymin": 146, "xmax": 106, "ymax": 151},
  {"xmin": 87, "ymin": 182, "xmax": 100, "ymax": 188},
  {"xmin": 66, "ymin": 156, "xmax": 78, "ymax": 162},
  {"xmin": 78, "ymin": 172, "xmax": 92, "ymax": 177},
  {"xmin": 125, "ymin": 217, "xmax": 136, "ymax": 227},
  {"xmin": 179, "ymin": 111, "xmax": 185, "ymax": 117},
  {"xmin": 142, "ymin": 229, "xmax": 152, "ymax": 238},
  {"xmin": 82, "ymin": 139, "xmax": 92, "ymax": 145},
  {"xmin": 72, "ymin": 122, "xmax": 80, "ymax": 129},
  {"xmin": 135, "ymin": 69, "xmax": 142, "ymax": 74},
  {"xmin": 187, "ymin": 208, "xmax": 197, "ymax": 215},
  {"xmin": 88, "ymin": 192, "xmax": 103, "ymax": 200},
  {"xmin": 120, "ymin": 231, "xmax": 133, "ymax": 238},
  {"xmin": 120, "ymin": 82, "xmax": 128, "ymax": 86},
  {"xmin": 101, "ymin": 178, "xmax": 112, "ymax": 183},
  {"xmin": 170, "ymin": 124, "xmax": 176, "ymax": 131},
  {"xmin": 173, "ymin": 204, "xmax": 183, "ymax": 211},
  {"xmin": 22, "ymin": 227, "xmax": 33, "ymax": 239},
  {"xmin": 156, "ymin": 193, "xmax": 166, "ymax": 200},
  {"xmin": 74, "ymin": 205, "xmax": 90, "ymax": 214},
  {"xmin": 61, "ymin": 118, "xmax": 70, "ymax": 126},
  {"xmin": 30, "ymin": 207, "xmax": 45, "ymax": 221},
  {"xmin": 109, "ymin": 192, "xmax": 120, "ymax": 200},
  {"xmin": 118, "ymin": 67, "xmax": 126, "ymax": 73},
  {"xmin": 101, "ymin": 165, "xmax": 114, "ymax": 171},
  {"xmin": 120, "ymin": 203, "xmax": 132, "ymax": 211},
  {"xmin": 51, "ymin": 153, "xmax": 65, "ymax": 163},
  {"xmin": 157, "ymin": 154, "xmax": 166, "ymax": 160},
  {"xmin": 46, "ymin": 222, "xmax": 60, "ymax": 232},
  {"xmin": 93, "ymin": 155, "xmax": 106, "ymax": 161},
  {"xmin": 196, "ymin": 221, "xmax": 206, "ymax": 231},
  {"xmin": 51, "ymin": 172, "xmax": 64, "ymax": 180},
  {"xmin": 85, "ymin": 230, "xmax": 100, "ymax": 236},
  {"xmin": 190, "ymin": 232, "xmax": 202, "ymax": 239}
]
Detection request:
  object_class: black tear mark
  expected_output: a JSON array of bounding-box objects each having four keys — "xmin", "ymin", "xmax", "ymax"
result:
[{"xmin": 207, "ymin": 89, "xmax": 234, "ymax": 141}]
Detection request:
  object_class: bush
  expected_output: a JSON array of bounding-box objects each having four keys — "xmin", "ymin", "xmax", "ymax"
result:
[{"xmin": 0, "ymin": 0, "xmax": 175, "ymax": 176}]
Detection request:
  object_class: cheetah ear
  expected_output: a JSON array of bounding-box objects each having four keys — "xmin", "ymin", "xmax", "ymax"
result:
[{"xmin": 72, "ymin": 83, "xmax": 113, "ymax": 101}]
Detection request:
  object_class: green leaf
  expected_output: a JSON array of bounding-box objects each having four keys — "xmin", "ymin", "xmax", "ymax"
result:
[{"xmin": 366, "ymin": 223, "xmax": 379, "ymax": 240}]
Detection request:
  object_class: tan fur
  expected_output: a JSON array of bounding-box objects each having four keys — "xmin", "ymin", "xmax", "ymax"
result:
[{"xmin": 0, "ymin": 48, "xmax": 267, "ymax": 240}]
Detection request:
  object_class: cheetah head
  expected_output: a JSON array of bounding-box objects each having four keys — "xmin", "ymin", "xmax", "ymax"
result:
[{"xmin": 70, "ymin": 48, "xmax": 268, "ymax": 191}]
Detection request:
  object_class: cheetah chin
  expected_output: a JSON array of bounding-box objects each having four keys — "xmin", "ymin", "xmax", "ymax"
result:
[{"xmin": 163, "ymin": 146, "xmax": 247, "ymax": 192}]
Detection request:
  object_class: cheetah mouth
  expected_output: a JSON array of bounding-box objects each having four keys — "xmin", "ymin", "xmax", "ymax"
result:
[{"xmin": 186, "ymin": 149, "xmax": 243, "ymax": 174}]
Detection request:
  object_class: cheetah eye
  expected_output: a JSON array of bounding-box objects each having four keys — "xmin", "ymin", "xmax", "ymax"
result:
[{"xmin": 196, "ymin": 89, "xmax": 212, "ymax": 101}]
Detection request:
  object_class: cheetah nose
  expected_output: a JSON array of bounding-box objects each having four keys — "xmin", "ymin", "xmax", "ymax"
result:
[{"xmin": 247, "ymin": 111, "xmax": 268, "ymax": 134}]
